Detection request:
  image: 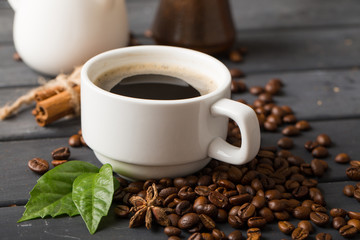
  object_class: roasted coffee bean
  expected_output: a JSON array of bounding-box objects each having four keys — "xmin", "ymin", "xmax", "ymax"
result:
[
  {"xmin": 300, "ymin": 163, "xmax": 313, "ymax": 176},
  {"xmin": 228, "ymin": 215, "xmax": 245, "ymax": 229},
  {"xmin": 258, "ymin": 92, "xmax": 273, "ymax": 103},
  {"xmin": 224, "ymin": 190, "xmax": 238, "ymax": 198},
  {"xmin": 51, "ymin": 159, "xmax": 68, "ymax": 166},
  {"xmin": 302, "ymin": 200, "xmax": 314, "ymax": 209},
  {"xmin": 201, "ymin": 233, "xmax": 214, "ymax": 240},
  {"xmin": 164, "ymin": 226, "xmax": 181, "ymax": 236},
  {"xmin": 178, "ymin": 213, "xmax": 199, "ymax": 229},
  {"xmin": 168, "ymin": 236, "xmax": 181, "ymax": 240},
  {"xmin": 302, "ymin": 179, "xmax": 318, "ymax": 188},
  {"xmin": 274, "ymin": 211, "xmax": 290, "ymax": 221},
  {"xmin": 247, "ymin": 216, "xmax": 266, "ymax": 229},
  {"xmin": 251, "ymin": 195, "xmax": 266, "ymax": 209},
  {"xmin": 188, "ymin": 232, "xmax": 202, "ymax": 240},
  {"xmin": 250, "ymin": 86, "xmax": 264, "ymax": 95},
  {"xmin": 229, "ymin": 193, "xmax": 252, "ymax": 206},
  {"xmin": 350, "ymin": 161, "xmax": 360, "ymax": 167},
  {"xmin": 298, "ymin": 220, "xmax": 314, "ymax": 233},
  {"xmin": 238, "ymin": 203, "xmax": 256, "ymax": 220},
  {"xmin": 199, "ymin": 214, "xmax": 216, "ymax": 230},
  {"xmin": 281, "ymin": 105, "xmax": 293, "ymax": 114},
  {"xmin": 51, "ymin": 147, "xmax": 70, "ymax": 160},
  {"xmin": 250, "ymin": 179, "xmax": 263, "ymax": 191},
  {"xmin": 292, "ymin": 227, "xmax": 309, "ymax": 240},
  {"xmin": 114, "ymin": 205, "xmax": 129, "ymax": 218},
  {"xmin": 216, "ymin": 209, "xmax": 227, "ymax": 223},
  {"xmin": 178, "ymin": 186, "xmax": 196, "ymax": 201},
  {"xmin": 227, "ymin": 166, "xmax": 243, "ymax": 183},
  {"xmin": 195, "ymin": 204, "xmax": 218, "ymax": 218},
  {"xmin": 176, "ymin": 200, "xmax": 192, "ymax": 215},
  {"xmin": 335, "ymin": 153, "xmax": 351, "ymax": 164},
  {"xmin": 304, "ymin": 140, "xmax": 319, "ymax": 152},
  {"xmin": 346, "ymin": 166, "xmax": 360, "ymax": 181},
  {"xmin": 309, "ymin": 187, "xmax": 325, "ymax": 205},
  {"xmin": 264, "ymin": 121, "xmax": 277, "ymax": 131},
  {"xmin": 174, "ymin": 177, "xmax": 188, "ymax": 188},
  {"xmin": 267, "ymin": 114, "xmax": 282, "ymax": 125},
  {"xmin": 277, "ymin": 137, "xmax": 294, "ymax": 149},
  {"xmin": 332, "ymin": 216, "xmax": 346, "ymax": 230},
  {"xmin": 293, "ymin": 206, "xmax": 311, "ymax": 219},
  {"xmin": 212, "ymin": 171, "xmax": 228, "ymax": 183},
  {"xmin": 330, "ymin": 208, "xmax": 347, "ymax": 218},
  {"xmin": 295, "ymin": 120, "xmax": 311, "ymax": 131},
  {"xmin": 339, "ymin": 224, "xmax": 358, "ymax": 238},
  {"xmin": 316, "ymin": 134, "xmax": 332, "ymax": 147},
  {"xmin": 287, "ymin": 199, "xmax": 301, "ymax": 209},
  {"xmin": 315, "ymin": 233, "xmax": 332, "ymax": 240},
  {"xmin": 211, "ymin": 229, "xmax": 226, "ymax": 240},
  {"xmin": 354, "ymin": 188, "xmax": 360, "ymax": 202},
  {"xmin": 278, "ymin": 221, "xmax": 295, "ymax": 234},
  {"xmin": 282, "ymin": 114, "xmax": 297, "ymax": 124},
  {"xmin": 348, "ymin": 219, "xmax": 360, "ymax": 230},
  {"xmin": 285, "ymin": 179, "xmax": 300, "ymax": 191},
  {"xmin": 310, "ymin": 211, "xmax": 330, "ymax": 226},
  {"xmin": 258, "ymin": 207, "xmax": 274, "ymax": 223},
  {"xmin": 28, "ymin": 158, "xmax": 49, "ymax": 174},
  {"xmin": 282, "ymin": 125, "xmax": 300, "ymax": 136},
  {"xmin": 348, "ymin": 211, "xmax": 360, "ymax": 220},
  {"xmin": 311, "ymin": 203, "xmax": 327, "ymax": 213},
  {"xmin": 227, "ymin": 230, "xmax": 243, "ymax": 240},
  {"xmin": 208, "ymin": 191, "xmax": 228, "ymax": 208},
  {"xmin": 193, "ymin": 196, "xmax": 209, "ymax": 209},
  {"xmin": 268, "ymin": 78, "xmax": 283, "ymax": 87},
  {"xmin": 311, "ymin": 159, "xmax": 326, "ymax": 177},
  {"xmin": 160, "ymin": 187, "xmax": 178, "ymax": 198},
  {"xmin": 217, "ymin": 179, "xmax": 235, "ymax": 190},
  {"xmin": 312, "ymin": 146, "xmax": 329, "ymax": 158},
  {"xmin": 265, "ymin": 189, "xmax": 282, "ymax": 200},
  {"xmin": 229, "ymin": 50, "xmax": 243, "ymax": 62},
  {"xmin": 292, "ymin": 186, "xmax": 309, "ymax": 199},
  {"xmin": 265, "ymin": 82, "xmax": 281, "ymax": 95},
  {"xmin": 290, "ymin": 173, "xmax": 306, "ymax": 182},
  {"xmin": 68, "ymin": 134, "xmax": 82, "ymax": 147},
  {"xmin": 197, "ymin": 175, "xmax": 211, "ymax": 186},
  {"xmin": 288, "ymin": 156, "xmax": 305, "ymax": 166},
  {"xmin": 247, "ymin": 228, "xmax": 261, "ymax": 240},
  {"xmin": 168, "ymin": 213, "xmax": 180, "ymax": 227},
  {"xmin": 230, "ymin": 68, "xmax": 245, "ymax": 78}
]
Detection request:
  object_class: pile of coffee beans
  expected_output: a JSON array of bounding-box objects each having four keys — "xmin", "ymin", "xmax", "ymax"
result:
[{"xmin": 109, "ymin": 78, "xmax": 360, "ymax": 240}]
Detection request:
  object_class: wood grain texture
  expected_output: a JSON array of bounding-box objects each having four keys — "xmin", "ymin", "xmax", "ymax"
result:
[{"xmin": 1, "ymin": 118, "xmax": 359, "ymax": 205}]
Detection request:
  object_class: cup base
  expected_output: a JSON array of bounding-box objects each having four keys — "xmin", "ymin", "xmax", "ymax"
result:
[{"xmin": 94, "ymin": 151, "xmax": 211, "ymax": 181}]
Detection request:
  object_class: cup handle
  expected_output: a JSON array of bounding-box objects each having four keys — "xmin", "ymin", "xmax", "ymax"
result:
[{"xmin": 208, "ymin": 98, "xmax": 260, "ymax": 165}]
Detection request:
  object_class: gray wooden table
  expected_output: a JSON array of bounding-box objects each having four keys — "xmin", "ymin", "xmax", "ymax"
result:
[{"xmin": 1, "ymin": 0, "xmax": 360, "ymax": 239}]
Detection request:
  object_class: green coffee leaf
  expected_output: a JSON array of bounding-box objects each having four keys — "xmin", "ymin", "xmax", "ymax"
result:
[
  {"xmin": 18, "ymin": 161, "xmax": 99, "ymax": 223},
  {"xmin": 72, "ymin": 164, "xmax": 114, "ymax": 234}
]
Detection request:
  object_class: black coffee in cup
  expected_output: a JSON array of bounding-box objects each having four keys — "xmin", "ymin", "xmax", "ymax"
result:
[
  {"xmin": 94, "ymin": 64, "xmax": 217, "ymax": 100},
  {"xmin": 109, "ymin": 74, "xmax": 201, "ymax": 100}
]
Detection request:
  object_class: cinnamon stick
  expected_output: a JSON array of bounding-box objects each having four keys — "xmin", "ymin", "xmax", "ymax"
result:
[
  {"xmin": 35, "ymin": 85, "xmax": 80, "ymax": 127},
  {"xmin": 34, "ymin": 86, "xmax": 64, "ymax": 102}
]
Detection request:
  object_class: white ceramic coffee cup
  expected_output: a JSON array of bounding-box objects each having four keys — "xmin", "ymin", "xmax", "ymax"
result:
[{"xmin": 81, "ymin": 46, "xmax": 260, "ymax": 180}]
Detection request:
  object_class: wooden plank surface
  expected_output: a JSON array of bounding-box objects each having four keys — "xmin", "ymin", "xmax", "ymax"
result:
[{"xmin": 1, "ymin": 118, "xmax": 359, "ymax": 206}]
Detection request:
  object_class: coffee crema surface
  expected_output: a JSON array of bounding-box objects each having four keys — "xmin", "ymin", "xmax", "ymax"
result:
[{"xmin": 94, "ymin": 64, "xmax": 217, "ymax": 99}]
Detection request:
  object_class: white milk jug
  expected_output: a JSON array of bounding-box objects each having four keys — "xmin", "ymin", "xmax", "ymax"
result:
[{"xmin": 8, "ymin": 0, "xmax": 129, "ymax": 76}]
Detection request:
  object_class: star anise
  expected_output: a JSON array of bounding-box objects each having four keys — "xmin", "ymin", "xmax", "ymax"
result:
[{"xmin": 129, "ymin": 183, "xmax": 170, "ymax": 229}]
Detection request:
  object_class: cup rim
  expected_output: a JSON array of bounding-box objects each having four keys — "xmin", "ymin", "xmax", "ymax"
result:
[{"xmin": 81, "ymin": 45, "xmax": 231, "ymax": 105}]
